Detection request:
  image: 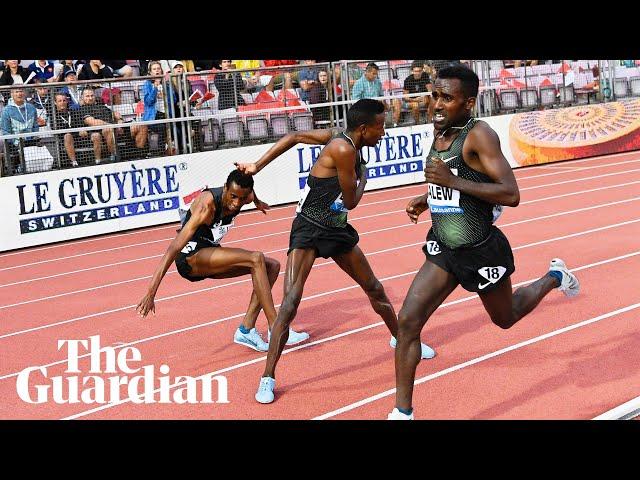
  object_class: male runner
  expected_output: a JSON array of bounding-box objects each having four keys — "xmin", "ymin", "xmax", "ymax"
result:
[
  {"xmin": 388, "ymin": 65, "xmax": 580, "ymax": 420},
  {"xmin": 235, "ymin": 99, "xmax": 435, "ymax": 404},
  {"xmin": 136, "ymin": 170, "xmax": 309, "ymax": 351}
]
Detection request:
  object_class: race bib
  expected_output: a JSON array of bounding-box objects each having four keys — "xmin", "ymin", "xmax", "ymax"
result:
[
  {"xmin": 428, "ymin": 168, "xmax": 462, "ymax": 214},
  {"xmin": 211, "ymin": 220, "xmax": 233, "ymax": 243}
]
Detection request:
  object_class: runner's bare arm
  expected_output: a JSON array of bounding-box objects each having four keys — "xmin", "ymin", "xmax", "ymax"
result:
[
  {"xmin": 235, "ymin": 128, "xmax": 339, "ymax": 174},
  {"xmin": 136, "ymin": 193, "xmax": 214, "ymax": 317},
  {"xmin": 249, "ymin": 190, "xmax": 270, "ymax": 214},
  {"xmin": 425, "ymin": 123, "xmax": 520, "ymax": 207},
  {"xmin": 334, "ymin": 142, "xmax": 367, "ymax": 210}
]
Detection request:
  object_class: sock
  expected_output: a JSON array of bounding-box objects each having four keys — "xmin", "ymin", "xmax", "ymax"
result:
[
  {"xmin": 238, "ymin": 324, "xmax": 251, "ymax": 334},
  {"xmin": 397, "ymin": 407, "xmax": 413, "ymax": 416},
  {"xmin": 548, "ymin": 270, "xmax": 563, "ymax": 287}
]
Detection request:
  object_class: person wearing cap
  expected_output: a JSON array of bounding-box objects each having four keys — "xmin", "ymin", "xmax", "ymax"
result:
[
  {"xmin": 61, "ymin": 69, "xmax": 81, "ymax": 110},
  {"xmin": 166, "ymin": 60, "xmax": 201, "ymax": 154}
]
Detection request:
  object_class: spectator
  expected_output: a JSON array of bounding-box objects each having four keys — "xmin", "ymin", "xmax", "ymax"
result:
[
  {"xmin": 298, "ymin": 60, "xmax": 319, "ymax": 102},
  {"xmin": 55, "ymin": 60, "xmax": 76, "ymax": 82},
  {"xmin": 60, "ymin": 69, "xmax": 81, "ymax": 110},
  {"xmin": 142, "ymin": 61, "xmax": 169, "ymax": 155},
  {"xmin": 1, "ymin": 87, "xmax": 40, "ymax": 174},
  {"xmin": 193, "ymin": 60, "xmax": 220, "ymax": 72},
  {"xmin": 309, "ymin": 69, "xmax": 331, "ymax": 126},
  {"xmin": 77, "ymin": 60, "xmax": 113, "ymax": 81},
  {"xmin": 351, "ymin": 62, "xmax": 383, "ymax": 100},
  {"xmin": 214, "ymin": 60, "xmax": 246, "ymax": 110},
  {"xmin": 166, "ymin": 61, "xmax": 201, "ymax": 154},
  {"xmin": 232, "ymin": 60, "xmax": 265, "ymax": 91},
  {"xmin": 28, "ymin": 60, "xmax": 56, "ymax": 83},
  {"xmin": 263, "ymin": 60, "xmax": 297, "ymax": 91},
  {"xmin": 80, "ymin": 87, "xmax": 147, "ymax": 163},
  {"xmin": 51, "ymin": 91, "xmax": 90, "ymax": 167},
  {"xmin": 392, "ymin": 59, "xmax": 432, "ymax": 126},
  {"xmin": 78, "ymin": 60, "xmax": 122, "ymax": 105},
  {"xmin": 28, "ymin": 78, "xmax": 54, "ymax": 125},
  {"xmin": 430, "ymin": 60, "xmax": 457, "ymax": 77},
  {"xmin": 103, "ymin": 60, "xmax": 134, "ymax": 78},
  {"xmin": 180, "ymin": 60, "xmax": 196, "ymax": 72},
  {"xmin": 0, "ymin": 60, "xmax": 34, "ymax": 95}
]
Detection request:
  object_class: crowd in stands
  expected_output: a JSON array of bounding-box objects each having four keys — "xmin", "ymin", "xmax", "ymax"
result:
[{"xmin": 2, "ymin": 59, "xmax": 636, "ymax": 176}]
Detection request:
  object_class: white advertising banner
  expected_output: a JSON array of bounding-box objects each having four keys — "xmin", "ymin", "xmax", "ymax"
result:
[
  {"xmin": 0, "ymin": 115, "xmax": 521, "ymax": 252},
  {"xmin": 0, "ymin": 158, "xmax": 182, "ymax": 251}
]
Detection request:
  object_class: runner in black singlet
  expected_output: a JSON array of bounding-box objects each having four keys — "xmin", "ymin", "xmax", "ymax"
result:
[
  {"xmin": 235, "ymin": 99, "xmax": 436, "ymax": 405},
  {"xmin": 389, "ymin": 65, "xmax": 581, "ymax": 420},
  {"xmin": 136, "ymin": 170, "xmax": 308, "ymax": 353}
]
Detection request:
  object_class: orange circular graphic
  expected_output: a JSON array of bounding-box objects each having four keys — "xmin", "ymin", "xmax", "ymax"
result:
[{"xmin": 509, "ymin": 99, "xmax": 640, "ymax": 166}]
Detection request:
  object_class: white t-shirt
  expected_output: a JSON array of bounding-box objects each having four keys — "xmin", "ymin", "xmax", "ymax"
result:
[
  {"xmin": 156, "ymin": 84, "xmax": 165, "ymax": 113},
  {"xmin": 11, "ymin": 73, "xmax": 24, "ymax": 84}
]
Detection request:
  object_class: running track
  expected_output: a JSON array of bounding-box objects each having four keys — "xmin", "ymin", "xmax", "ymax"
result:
[{"xmin": 1, "ymin": 151, "xmax": 639, "ymax": 420}]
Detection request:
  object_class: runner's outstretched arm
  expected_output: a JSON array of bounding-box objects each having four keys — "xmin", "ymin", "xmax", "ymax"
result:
[
  {"xmin": 235, "ymin": 128, "xmax": 339, "ymax": 175},
  {"xmin": 136, "ymin": 195, "xmax": 212, "ymax": 317}
]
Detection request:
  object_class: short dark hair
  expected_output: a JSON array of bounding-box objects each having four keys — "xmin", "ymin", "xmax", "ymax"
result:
[
  {"xmin": 226, "ymin": 169, "xmax": 254, "ymax": 190},
  {"xmin": 365, "ymin": 62, "xmax": 379, "ymax": 71},
  {"xmin": 411, "ymin": 60, "xmax": 423, "ymax": 70},
  {"xmin": 346, "ymin": 98, "xmax": 385, "ymax": 131},
  {"xmin": 437, "ymin": 64, "xmax": 479, "ymax": 99}
]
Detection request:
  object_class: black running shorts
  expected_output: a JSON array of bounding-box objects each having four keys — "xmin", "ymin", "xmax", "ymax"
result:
[
  {"xmin": 422, "ymin": 226, "xmax": 515, "ymax": 293},
  {"xmin": 175, "ymin": 241, "xmax": 219, "ymax": 282},
  {"xmin": 288, "ymin": 215, "xmax": 359, "ymax": 259}
]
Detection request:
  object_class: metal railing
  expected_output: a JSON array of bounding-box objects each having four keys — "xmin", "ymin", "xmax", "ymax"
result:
[{"xmin": 2, "ymin": 59, "xmax": 636, "ymax": 177}]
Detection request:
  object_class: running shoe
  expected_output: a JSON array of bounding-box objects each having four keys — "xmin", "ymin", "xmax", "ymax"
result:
[
  {"xmin": 549, "ymin": 258, "xmax": 580, "ymax": 298},
  {"xmin": 255, "ymin": 376, "xmax": 276, "ymax": 404},
  {"xmin": 390, "ymin": 336, "xmax": 436, "ymax": 359},
  {"xmin": 387, "ymin": 408, "xmax": 414, "ymax": 420},
  {"xmin": 268, "ymin": 328, "xmax": 310, "ymax": 346},
  {"xmin": 233, "ymin": 327, "xmax": 269, "ymax": 352}
]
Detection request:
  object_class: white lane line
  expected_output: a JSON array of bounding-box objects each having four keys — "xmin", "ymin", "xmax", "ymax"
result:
[
  {"xmin": 1, "ymin": 214, "xmax": 638, "ymax": 340},
  {"xmin": 3, "ymin": 195, "xmax": 639, "ymax": 310},
  {"xmin": 2, "ymin": 151, "xmax": 637, "ymax": 260},
  {"xmin": 4, "ymin": 170, "xmax": 640, "ymax": 277},
  {"xmin": 60, "ymin": 257, "xmax": 640, "ymax": 420},
  {"xmin": 2, "ymin": 247, "xmax": 638, "ymax": 390},
  {"xmin": 593, "ymin": 395, "xmax": 640, "ymax": 420},
  {"xmin": 314, "ymin": 303, "xmax": 640, "ymax": 420}
]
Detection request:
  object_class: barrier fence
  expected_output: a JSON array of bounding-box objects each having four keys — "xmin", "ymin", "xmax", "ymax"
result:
[{"xmin": 2, "ymin": 59, "xmax": 639, "ymax": 177}]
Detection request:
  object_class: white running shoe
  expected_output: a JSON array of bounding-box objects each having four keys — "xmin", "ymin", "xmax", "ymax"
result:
[
  {"xmin": 387, "ymin": 408, "xmax": 414, "ymax": 420},
  {"xmin": 390, "ymin": 336, "xmax": 436, "ymax": 359},
  {"xmin": 233, "ymin": 327, "xmax": 269, "ymax": 352},
  {"xmin": 255, "ymin": 376, "xmax": 276, "ymax": 404},
  {"xmin": 268, "ymin": 328, "xmax": 310, "ymax": 346},
  {"xmin": 549, "ymin": 258, "xmax": 580, "ymax": 298}
]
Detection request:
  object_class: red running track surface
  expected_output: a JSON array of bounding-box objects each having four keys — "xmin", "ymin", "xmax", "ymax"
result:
[{"xmin": 1, "ymin": 151, "xmax": 639, "ymax": 420}]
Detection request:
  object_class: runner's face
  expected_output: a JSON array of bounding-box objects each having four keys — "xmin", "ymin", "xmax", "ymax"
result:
[
  {"xmin": 223, "ymin": 183, "xmax": 253, "ymax": 214},
  {"xmin": 431, "ymin": 78, "xmax": 475, "ymax": 130},
  {"xmin": 361, "ymin": 113, "xmax": 386, "ymax": 147}
]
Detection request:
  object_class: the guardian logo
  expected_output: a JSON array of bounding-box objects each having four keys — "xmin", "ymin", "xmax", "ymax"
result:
[{"xmin": 16, "ymin": 336, "xmax": 229, "ymax": 405}]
